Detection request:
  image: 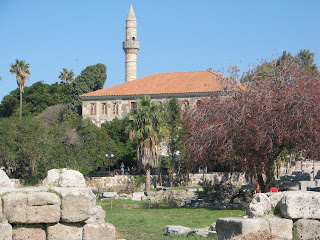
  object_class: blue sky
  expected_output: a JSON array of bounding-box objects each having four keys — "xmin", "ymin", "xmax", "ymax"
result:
[{"xmin": 1, "ymin": 0, "xmax": 319, "ymax": 102}]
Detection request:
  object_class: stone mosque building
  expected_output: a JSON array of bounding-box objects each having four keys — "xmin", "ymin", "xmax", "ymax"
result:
[{"xmin": 80, "ymin": 5, "xmax": 244, "ymax": 126}]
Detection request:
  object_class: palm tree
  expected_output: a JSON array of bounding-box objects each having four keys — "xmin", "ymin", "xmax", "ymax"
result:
[
  {"xmin": 128, "ymin": 96, "xmax": 165, "ymax": 191},
  {"xmin": 59, "ymin": 68, "xmax": 74, "ymax": 84},
  {"xmin": 9, "ymin": 59, "xmax": 31, "ymax": 118}
]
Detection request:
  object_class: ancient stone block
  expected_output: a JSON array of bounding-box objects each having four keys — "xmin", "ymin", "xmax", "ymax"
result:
[
  {"xmin": 3, "ymin": 193, "xmax": 28, "ymax": 224},
  {"xmin": 61, "ymin": 190, "xmax": 91, "ymax": 222},
  {"xmin": 267, "ymin": 218, "xmax": 293, "ymax": 240},
  {"xmin": 59, "ymin": 169, "xmax": 86, "ymax": 188},
  {"xmin": 85, "ymin": 206, "xmax": 106, "ymax": 223},
  {"xmin": 209, "ymin": 222, "xmax": 216, "ymax": 231},
  {"xmin": 28, "ymin": 205, "xmax": 61, "ymax": 224},
  {"xmin": 0, "ymin": 223, "xmax": 12, "ymax": 240},
  {"xmin": 102, "ymin": 192, "xmax": 118, "ymax": 198},
  {"xmin": 12, "ymin": 224, "xmax": 45, "ymax": 240},
  {"xmin": 132, "ymin": 192, "xmax": 145, "ymax": 200},
  {"xmin": 187, "ymin": 228, "xmax": 215, "ymax": 238},
  {"xmin": 164, "ymin": 225, "xmax": 191, "ymax": 235},
  {"xmin": 42, "ymin": 169, "xmax": 60, "ymax": 186},
  {"xmin": 280, "ymin": 191, "xmax": 320, "ymax": 219},
  {"xmin": 3, "ymin": 192, "xmax": 61, "ymax": 224},
  {"xmin": 0, "ymin": 170, "xmax": 14, "ymax": 188},
  {"xmin": 266, "ymin": 192, "xmax": 284, "ymax": 208},
  {"xmin": 294, "ymin": 219, "xmax": 320, "ymax": 240},
  {"xmin": 43, "ymin": 169, "xmax": 86, "ymax": 188},
  {"xmin": 83, "ymin": 222, "xmax": 116, "ymax": 240},
  {"xmin": 246, "ymin": 193, "xmax": 271, "ymax": 217},
  {"xmin": 27, "ymin": 192, "xmax": 61, "ymax": 223},
  {"xmin": 46, "ymin": 223, "xmax": 83, "ymax": 240},
  {"xmin": 27, "ymin": 192, "xmax": 60, "ymax": 206},
  {"xmin": 216, "ymin": 217, "xmax": 269, "ymax": 240}
]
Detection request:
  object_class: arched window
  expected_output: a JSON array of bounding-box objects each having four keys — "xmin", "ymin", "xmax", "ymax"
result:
[
  {"xmin": 181, "ymin": 100, "xmax": 189, "ymax": 111},
  {"xmin": 196, "ymin": 100, "xmax": 203, "ymax": 109},
  {"xmin": 132, "ymin": 36, "xmax": 136, "ymax": 41}
]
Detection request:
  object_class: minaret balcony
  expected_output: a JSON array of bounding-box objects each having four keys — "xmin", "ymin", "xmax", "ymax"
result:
[{"xmin": 123, "ymin": 40, "xmax": 140, "ymax": 50}]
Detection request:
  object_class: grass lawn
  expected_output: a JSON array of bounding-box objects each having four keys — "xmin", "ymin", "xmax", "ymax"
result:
[{"xmin": 100, "ymin": 199, "xmax": 245, "ymax": 240}]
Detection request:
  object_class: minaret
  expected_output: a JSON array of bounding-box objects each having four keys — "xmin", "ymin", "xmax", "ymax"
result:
[{"xmin": 123, "ymin": 5, "xmax": 140, "ymax": 82}]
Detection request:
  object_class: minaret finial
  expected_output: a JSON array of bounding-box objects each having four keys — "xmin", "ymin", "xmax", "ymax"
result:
[
  {"xmin": 127, "ymin": 4, "xmax": 136, "ymax": 21},
  {"xmin": 123, "ymin": 5, "xmax": 140, "ymax": 82}
]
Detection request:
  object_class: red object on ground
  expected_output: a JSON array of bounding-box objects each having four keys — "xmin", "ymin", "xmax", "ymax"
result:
[{"xmin": 270, "ymin": 187, "xmax": 278, "ymax": 192}]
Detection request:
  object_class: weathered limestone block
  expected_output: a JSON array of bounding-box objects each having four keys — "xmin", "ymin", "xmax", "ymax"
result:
[
  {"xmin": 3, "ymin": 192, "xmax": 61, "ymax": 224},
  {"xmin": 209, "ymin": 222, "xmax": 216, "ymax": 231},
  {"xmin": 216, "ymin": 217, "xmax": 269, "ymax": 240},
  {"xmin": 3, "ymin": 193, "xmax": 28, "ymax": 223},
  {"xmin": 83, "ymin": 222, "xmax": 116, "ymax": 240},
  {"xmin": 43, "ymin": 169, "xmax": 86, "ymax": 188},
  {"xmin": 267, "ymin": 218, "xmax": 293, "ymax": 240},
  {"xmin": 59, "ymin": 169, "xmax": 86, "ymax": 188},
  {"xmin": 246, "ymin": 193, "xmax": 271, "ymax": 217},
  {"xmin": 85, "ymin": 206, "xmax": 106, "ymax": 223},
  {"xmin": 293, "ymin": 219, "xmax": 320, "ymax": 240},
  {"xmin": 131, "ymin": 192, "xmax": 145, "ymax": 201},
  {"xmin": 60, "ymin": 190, "xmax": 91, "ymax": 222},
  {"xmin": 12, "ymin": 225, "xmax": 46, "ymax": 240},
  {"xmin": 164, "ymin": 225, "xmax": 191, "ymax": 235},
  {"xmin": 0, "ymin": 223, "xmax": 12, "ymax": 240},
  {"xmin": 266, "ymin": 192, "xmax": 284, "ymax": 208},
  {"xmin": 102, "ymin": 192, "xmax": 118, "ymax": 198},
  {"xmin": 187, "ymin": 228, "xmax": 216, "ymax": 237},
  {"xmin": 42, "ymin": 169, "xmax": 61, "ymax": 186},
  {"xmin": 0, "ymin": 170, "xmax": 14, "ymax": 188},
  {"xmin": 46, "ymin": 223, "xmax": 83, "ymax": 240},
  {"xmin": 280, "ymin": 191, "xmax": 320, "ymax": 219},
  {"xmin": 27, "ymin": 192, "xmax": 61, "ymax": 223}
]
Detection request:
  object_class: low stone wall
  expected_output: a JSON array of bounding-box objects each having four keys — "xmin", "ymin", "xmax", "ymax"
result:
[
  {"xmin": 86, "ymin": 175, "xmax": 133, "ymax": 190},
  {"xmin": 216, "ymin": 191, "xmax": 320, "ymax": 240},
  {"xmin": 0, "ymin": 169, "xmax": 115, "ymax": 240},
  {"xmin": 85, "ymin": 172, "xmax": 249, "ymax": 190}
]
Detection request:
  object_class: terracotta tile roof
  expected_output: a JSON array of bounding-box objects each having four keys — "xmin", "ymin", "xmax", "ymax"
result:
[{"xmin": 80, "ymin": 70, "xmax": 246, "ymax": 98}]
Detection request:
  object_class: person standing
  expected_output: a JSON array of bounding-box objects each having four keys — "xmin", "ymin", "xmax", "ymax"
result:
[{"xmin": 121, "ymin": 163, "xmax": 124, "ymax": 175}]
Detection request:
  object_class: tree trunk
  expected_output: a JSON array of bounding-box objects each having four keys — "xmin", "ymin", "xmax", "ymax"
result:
[
  {"xmin": 145, "ymin": 167, "xmax": 151, "ymax": 191},
  {"xmin": 257, "ymin": 174, "xmax": 265, "ymax": 192},
  {"xmin": 159, "ymin": 168, "xmax": 162, "ymax": 187},
  {"xmin": 19, "ymin": 89, "xmax": 22, "ymax": 118}
]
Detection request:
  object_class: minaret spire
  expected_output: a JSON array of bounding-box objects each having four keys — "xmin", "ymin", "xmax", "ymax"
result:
[
  {"xmin": 127, "ymin": 4, "xmax": 136, "ymax": 21},
  {"xmin": 123, "ymin": 5, "xmax": 140, "ymax": 82}
]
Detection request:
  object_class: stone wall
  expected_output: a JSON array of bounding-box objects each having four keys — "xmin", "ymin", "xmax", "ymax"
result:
[
  {"xmin": 85, "ymin": 172, "xmax": 249, "ymax": 191},
  {"xmin": 0, "ymin": 169, "xmax": 115, "ymax": 240},
  {"xmin": 86, "ymin": 175, "xmax": 133, "ymax": 191}
]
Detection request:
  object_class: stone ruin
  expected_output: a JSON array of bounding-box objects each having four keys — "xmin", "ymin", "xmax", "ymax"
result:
[
  {"xmin": 164, "ymin": 190, "xmax": 320, "ymax": 239},
  {"xmin": 216, "ymin": 191, "xmax": 320, "ymax": 240},
  {"xmin": 0, "ymin": 169, "xmax": 115, "ymax": 240}
]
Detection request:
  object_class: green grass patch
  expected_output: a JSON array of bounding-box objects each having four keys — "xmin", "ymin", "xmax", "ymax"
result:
[{"xmin": 101, "ymin": 199, "xmax": 245, "ymax": 240}]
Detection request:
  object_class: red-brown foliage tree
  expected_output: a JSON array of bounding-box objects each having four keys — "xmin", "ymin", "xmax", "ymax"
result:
[{"xmin": 183, "ymin": 60, "xmax": 320, "ymax": 192}]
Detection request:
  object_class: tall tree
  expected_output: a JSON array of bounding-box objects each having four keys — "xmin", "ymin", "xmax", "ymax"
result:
[
  {"xmin": 9, "ymin": 59, "xmax": 31, "ymax": 118},
  {"xmin": 127, "ymin": 96, "xmax": 164, "ymax": 191},
  {"xmin": 0, "ymin": 81, "xmax": 72, "ymax": 118},
  {"xmin": 296, "ymin": 49, "xmax": 318, "ymax": 71},
  {"xmin": 59, "ymin": 68, "xmax": 74, "ymax": 84},
  {"xmin": 64, "ymin": 63, "xmax": 107, "ymax": 119},
  {"xmin": 184, "ymin": 60, "xmax": 320, "ymax": 192},
  {"xmin": 241, "ymin": 49, "xmax": 318, "ymax": 86},
  {"xmin": 102, "ymin": 117, "xmax": 138, "ymax": 168},
  {"xmin": 165, "ymin": 98, "xmax": 184, "ymax": 186}
]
